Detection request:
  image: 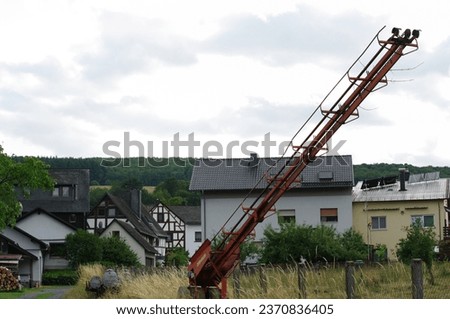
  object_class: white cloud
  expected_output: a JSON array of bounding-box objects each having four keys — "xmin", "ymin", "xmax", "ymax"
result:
[{"xmin": 0, "ymin": 1, "xmax": 449, "ymax": 166}]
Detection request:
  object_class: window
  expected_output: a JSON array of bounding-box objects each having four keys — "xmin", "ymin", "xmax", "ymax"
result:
[
  {"xmin": 97, "ymin": 208, "xmax": 105, "ymax": 217},
  {"xmin": 69, "ymin": 214, "xmax": 77, "ymax": 224},
  {"xmin": 112, "ymin": 231, "xmax": 120, "ymax": 238},
  {"xmin": 49, "ymin": 243, "xmax": 66, "ymax": 258},
  {"xmin": 52, "ymin": 187, "xmax": 59, "ymax": 197},
  {"xmin": 52, "ymin": 186, "xmax": 71, "ymax": 197},
  {"xmin": 157, "ymin": 212, "xmax": 165, "ymax": 223},
  {"xmin": 321, "ymin": 208, "xmax": 338, "ymax": 222},
  {"xmin": 61, "ymin": 186, "xmax": 70, "ymax": 197},
  {"xmin": 108, "ymin": 208, "xmax": 116, "ymax": 217},
  {"xmin": 194, "ymin": 231, "xmax": 202, "ymax": 242},
  {"xmin": 371, "ymin": 216, "xmax": 386, "ymax": 230},
  {"xmin": 277, "ymin": 210, "xmax": 296, "ymax": 224},
  {"xmin": 0, "ymin": 239, "xmax": 8, "ymax": 254},
  {"xmin": 411, "ymin": 215, "xmax": 434, "ymax": 227}
]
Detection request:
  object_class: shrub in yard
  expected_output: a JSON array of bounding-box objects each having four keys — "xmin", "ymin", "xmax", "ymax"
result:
[
  {"xmin": 65, "ymin": 229, "xmax": 103, "ymax": 267},
  {"xmin": 42, "ymin": 269, "xmax": 78, "ymax": 285},
  {"xmin": 396, "ymin": 219, "xmax": 437, "ymax": 284},
  {"xmin": 100, "ymin": 236, "xmax": 140, "ymax": 267},
  {"xmin": 165, "ymin": 247, "xmax": 189, "ymax": 267}
]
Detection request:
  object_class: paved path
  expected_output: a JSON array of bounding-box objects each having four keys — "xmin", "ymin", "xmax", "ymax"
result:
[{"xmin": 19, "ymin": 286, "xmax": 73, "ymax": 299}]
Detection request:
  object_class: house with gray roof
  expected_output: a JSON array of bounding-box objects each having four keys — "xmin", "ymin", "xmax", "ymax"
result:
[
  {"xmin": 190, "ymin": 154, "xmax": 354, "ymax": 243},
  {"xmin": 100, "ymin": 219, "xmax": 159, "ymax": 266},
  {"xmin": 1, "ymin": 169, "xmax": 89, "ymax": 285},
  {"xmin": 87, "ymin": 190, "xmax": 167, "ymax": 265},
  {"xmin": 19, "ymin": 169, "xmax": 90, "ymax": 229},
  {"xmin": 353, "ymin": 170, "xmax": 450, "ymax": 260}
]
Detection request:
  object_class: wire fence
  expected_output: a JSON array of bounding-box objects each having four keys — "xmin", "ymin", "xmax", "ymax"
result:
[{"xmin": 230, "ymin": 260, "xmax": 450, "ymax": 299}]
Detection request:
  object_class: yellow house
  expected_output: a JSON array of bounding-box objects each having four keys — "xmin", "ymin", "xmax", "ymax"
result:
[{"xmin": 353, "ymin": 171, "xmax": 449, "ymax": 260}]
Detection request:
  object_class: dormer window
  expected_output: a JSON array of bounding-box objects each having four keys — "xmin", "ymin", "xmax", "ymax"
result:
[{"xmin": 52, "ymin": 185, "xmax": 72, "ymax": 197}]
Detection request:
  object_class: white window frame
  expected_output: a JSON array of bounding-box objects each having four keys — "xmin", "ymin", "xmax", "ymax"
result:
[
  {"xmin": 411, "ymin": 215, "xmax": 434, "ymax": 228},
  {"xmin": 277, "ymin": 209, "xmax": 296, "ymax": 225},
  {"xmin": 371, "ymin": 216, "xmax": 387, "ymax": 230}
]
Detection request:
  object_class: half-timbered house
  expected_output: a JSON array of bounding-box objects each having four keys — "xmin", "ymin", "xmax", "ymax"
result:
[
  {"xmin": 149, "ymin": 202, "xmax": 201, "ymax": 256},
  {"xmin": 87, "ymin": 191, "xmax": 167, "ymax": 264}
]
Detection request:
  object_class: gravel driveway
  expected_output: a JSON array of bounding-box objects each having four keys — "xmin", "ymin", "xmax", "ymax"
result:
[{"xmin": 19, "ymin": 286, "xmax": 73, "ymax": 299}]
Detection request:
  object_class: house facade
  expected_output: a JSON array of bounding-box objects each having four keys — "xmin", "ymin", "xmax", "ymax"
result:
[
  {"xmin": 87, "ymin": 191, "xmax": 167, "ymax": 265},
  {"xmin": 16, "ymin": 209, "xmax": 77, "ymax": 270},
  {"xmin": 0, "ymin": 168, "xmax": 90, "ymax": 286},
  {"xmin": 353, "ymin": 171, "xmax": 450, "ymax": 260},
  {"xmin": 0, "ymin": 227, "xmax": 48, "ymax": 287},
  {"xmin": 149, "ymin": 202, "xmax": 202, "ymax": 256},
  {"xmin": 100, "ymin": 219, "xmax": 158, "ymax": 266},
  {"xmin": 189, "ymin": 155, "xmax": 354, "ymax": 243}
]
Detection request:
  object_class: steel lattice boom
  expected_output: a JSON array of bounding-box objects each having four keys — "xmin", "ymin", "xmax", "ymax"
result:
[{"xmin": 187, "ymin": 27, "xmax": 420, "ymax": 298}]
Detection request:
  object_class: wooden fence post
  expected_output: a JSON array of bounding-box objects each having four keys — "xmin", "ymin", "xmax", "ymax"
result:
[
  {"xmin": 411, "ymin": 258, "xmax": 423, "ymax": 299},
  {"xmin": 345, "ymin": 261, "xmax": 355, "ymax": 299},
  {"xmin": 232, "ymin": 266, "xmax": 241, "ymax": 299},
  {"xmin": 297, "ymin": 263, "xmax": 307, "ymax": 299}
]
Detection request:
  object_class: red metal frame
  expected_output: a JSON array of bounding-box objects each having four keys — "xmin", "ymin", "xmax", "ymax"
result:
[{"xmin": 188, "ymin": 27, "xmax": 420, "ymax": 298}]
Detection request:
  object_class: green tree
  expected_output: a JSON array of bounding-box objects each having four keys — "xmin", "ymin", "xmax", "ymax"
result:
[
  {"xmin": 165, "ymin": 247, "xmax": 189, "ymax": 267},
  {"xmin": 339, "ymin": 228, "xmax": 368, "ymax": 261},
  {"xmin": 0, "ymin": 146, "xmax": 54, "ymax": 229},
  {"xmin": 211, "ymin": 232, "xmax": 260, "ymax": 263},
  {"xmin": 65, "ymin": 230, "xmax": 103, "ymax": 267},
  {"xmin": 101, "ymin": 236, "xmax": 140, "ymax": 267},
  {"xmin": 396, "ymin": 220, "xmax": 437, "ymax": 284},
  {"xmin": 65, "ymin": 230, "xmax": 140, "ymax": 267},
  {"xmin": 261, "ymin": 224, "xmax": 368, "ymax": 264}
]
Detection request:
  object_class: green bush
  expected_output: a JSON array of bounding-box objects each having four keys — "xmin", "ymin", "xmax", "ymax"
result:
[
  {"xmin": 261, "ymin": 224, "xmax": 368, "ymax": 264},
  {"xmin": 165, "ymin": 247, "xmax": 189, "ymax": 267},
  {"xmin": 65, "ymin": 230, "xmax": 140, "ymax": 268},
  {"xmin": 42, "ymin": 269, "xmax": 78, "ymax": 285},
  {"xmin": 65, "ymin": 230, "xmax": 103, "ymax": 267},
  {"xmin": 101, "ymin": 236, "xmax": 140, "ymax": 267}
]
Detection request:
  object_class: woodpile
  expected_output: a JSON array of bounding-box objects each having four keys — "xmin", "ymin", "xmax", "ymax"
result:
[{"xmin": 0, "ymin": 266, "xmax": 20, "ymax": 291}]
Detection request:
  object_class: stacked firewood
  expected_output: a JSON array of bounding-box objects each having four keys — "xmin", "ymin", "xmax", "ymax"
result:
[{"xmin": 0, "ymin": 266, "xmax": 20, "ymax": 291}]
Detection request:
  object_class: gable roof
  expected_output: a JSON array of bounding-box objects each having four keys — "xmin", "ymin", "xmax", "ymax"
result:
[
  {"xmin": 102, "ymin": 219, "xmax": 158, "ymax": 255},
  {"xmin": 10, "ymin": 226, "xmax": 49, "ymax": 250},
  {"xmin": 17, "ymin": 208, "xmax": 78, "ymax": 231},
  {"xmin": 0, "ymin": 234, "xmax": 39, "ymax": 260},
  {"xmin": 167, "ymin": 205, "xmax": 201, "ymax": 225},
  {"xmin": 96, "ymin": 193, "xmax": 167, "ymax": 239},
  {"xmin": 189, "ymin": 155, "xmax": 353, "ymax": 191}
]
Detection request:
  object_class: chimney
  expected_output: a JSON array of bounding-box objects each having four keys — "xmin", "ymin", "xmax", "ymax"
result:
[
  {"xmin": 399, "ymin": 168, "xmax": 409, "ymax": 191},
  {"xmin": 248, "ymin": 153, "xmax": 259, "ymax": 167},
  {"xmin": 130, "ymin": 189, "xmax": 142, "ymax": 219}
]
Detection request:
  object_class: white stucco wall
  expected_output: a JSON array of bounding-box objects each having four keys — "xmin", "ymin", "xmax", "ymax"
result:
[
  {"xmin": 185, "ymin": 224, "xmax": 202, "ymax": 257},
  {"xmin": 201, "ymin": 188, "xmax": 353, "ymax": 241},
  {"xmin": 16, "ymin": 213, "xmax": 75, "ymax": 241},
  {"xmin": 100, "ymin": 222, "xmax": 147, "ymax": 266},
  {"xmin": 16, "ymin": 213, "xmax": 75, "ymax": 269}
]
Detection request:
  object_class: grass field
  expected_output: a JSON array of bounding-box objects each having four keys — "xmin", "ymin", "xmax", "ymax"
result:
[{"xmin": 66, "ymin": 261, "xmax": 450, "ymax": 299}]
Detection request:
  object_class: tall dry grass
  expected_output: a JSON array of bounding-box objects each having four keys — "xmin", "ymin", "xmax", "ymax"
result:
[
  {"xmin": 66, "ymin": 262, "xmax": 450, "ymax": 299},
  {"xmin": 66, "ymin": 264, "xmax": 187, "ymax": 299}
]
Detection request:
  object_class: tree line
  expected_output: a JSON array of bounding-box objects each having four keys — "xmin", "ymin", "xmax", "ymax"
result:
[
  {"xmin": 13, "ymin": 156, "xmax": 450, "ymax": 208},
  {"xmin": 16, "ymin": 156, "xmax": 450, "ymax": 186}
]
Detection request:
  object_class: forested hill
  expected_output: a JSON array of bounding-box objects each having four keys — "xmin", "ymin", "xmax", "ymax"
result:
[{"xmin": 24, "ymin": 156, "xmax": 450, "ymax": 186}]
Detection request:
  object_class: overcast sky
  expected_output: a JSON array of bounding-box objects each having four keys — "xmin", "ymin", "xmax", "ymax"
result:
[{"xmin": 0, "ymin": 0, "xmax": 449, "ymax": 166}]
